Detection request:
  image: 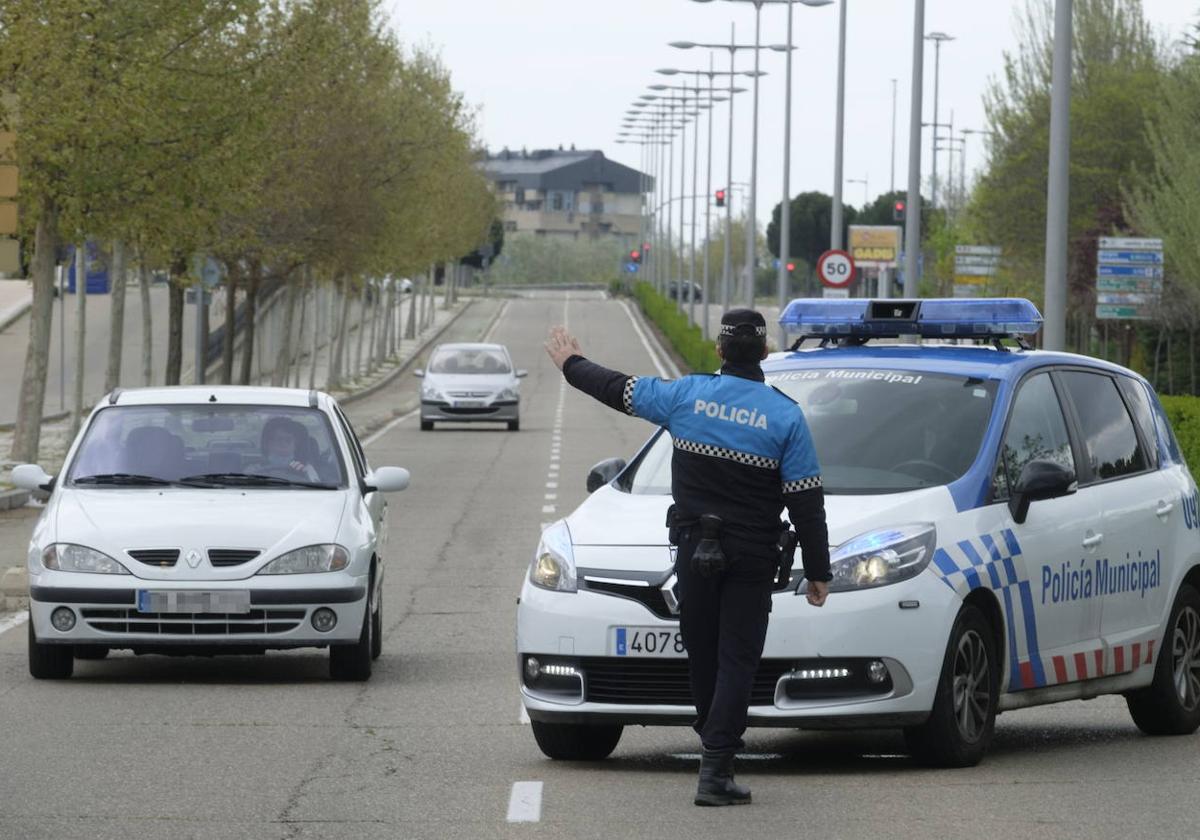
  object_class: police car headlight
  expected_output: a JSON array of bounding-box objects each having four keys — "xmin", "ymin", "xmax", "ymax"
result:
[
  {"xmin": 530, "ymin": 520, "xmax": 577, "ymax": 593},
  {"xmin": 42, "ymin": 544, "xmax": 131, "ymax": 575},
  {"xmin": 258, "ymin": 544, "xmax": 350, "ymax": 575},
  {"xmin": 812, "ymin": 523, "xmax": 936, "ymax": 593}
]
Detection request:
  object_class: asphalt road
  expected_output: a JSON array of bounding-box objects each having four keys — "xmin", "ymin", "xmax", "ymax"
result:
[{"xmin": 0, "ymin": 291, "xmax": 1197, "ymax": 839}]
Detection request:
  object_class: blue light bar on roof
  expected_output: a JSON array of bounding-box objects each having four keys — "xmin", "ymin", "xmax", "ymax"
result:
[{"xmin": 778, "ymin": 298, "xmax": 1043, "ymax": 338}]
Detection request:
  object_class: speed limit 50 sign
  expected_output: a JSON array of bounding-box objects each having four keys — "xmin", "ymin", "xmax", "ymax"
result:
[{"xmin": 817, "ymin": 249, "xmax": 856, "ymax": 288}]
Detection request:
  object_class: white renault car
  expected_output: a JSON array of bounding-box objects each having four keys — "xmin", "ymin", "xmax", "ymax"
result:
[
  {"xmin": 13, "ymin": 386, "xmax": 410, "ymax": 681},
  {"xmin": 517, "ymin": 298, "xmax": 1200, "ymax": 765}
]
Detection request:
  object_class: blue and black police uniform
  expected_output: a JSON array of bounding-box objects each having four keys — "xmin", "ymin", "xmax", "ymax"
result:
[{"xmin": 561, "ymin": 310, "xmax": 831, "ymax": 759}]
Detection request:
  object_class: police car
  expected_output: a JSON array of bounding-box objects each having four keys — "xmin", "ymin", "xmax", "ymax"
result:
[
  {"xmin": 12, "ymin": 386, "xmax": 410, "ymax": 681},
  {"xmin": 517, "ymin": 298, "xmax": 1200, "ymax": 766}
]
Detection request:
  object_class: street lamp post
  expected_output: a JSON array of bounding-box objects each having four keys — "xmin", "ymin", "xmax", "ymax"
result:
[
  {"xmin": 847, "ymin": 177, "xmax": 868, "ymax": 208},
  {"xmin": 831, "ymin": 0, "xmax": 848, "ymax": 252},
  {"xmin": 904, "ymin": 0, "xmax": 926, "ymax": 297},
  {"xmin": 890, "ymin": 77, "xmax": 898, "ymax": 195},
  {"xmin": 1043, "ymin": 0, "xmax": 1071, "ymax": 351},
  {"xmin": 925, "ymin": 31, "xmax": 955, "ymax": 211}
]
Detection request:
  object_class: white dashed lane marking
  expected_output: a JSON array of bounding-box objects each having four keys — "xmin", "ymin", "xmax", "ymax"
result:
[{"xmin": 507, "ymin": 781, "xmax": 543, "ymax": 823}]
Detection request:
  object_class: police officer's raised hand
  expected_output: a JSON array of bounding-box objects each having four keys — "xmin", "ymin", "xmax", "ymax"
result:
[
  {"xmin": 806, "ymin": 580, "xmax": 829, "ymax": 607},
  {"xmin": 545, "ymin": 326, "xmax": 582, "ymax": 370}
]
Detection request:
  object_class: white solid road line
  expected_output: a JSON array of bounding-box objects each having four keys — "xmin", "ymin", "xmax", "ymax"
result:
[
  {"xmin": 506, "ymin": 781, "xmax": 543, "ymax": 823},
  {"xmin": 0, "ymin": 609, "xmax": 29, "ymax": 638},
  {"xmin": 619, "ymin": 299, "xmax": 678, "ymax": 379},
  {"xmin": 481, "ymin": 300, "xmax": 510, "ymax": 343},
  {"xmin": 362, "ymin": 407, "xmax": 420, "ymax": 448}
]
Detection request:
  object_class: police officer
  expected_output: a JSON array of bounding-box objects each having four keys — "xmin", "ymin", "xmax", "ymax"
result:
[{"xmin": 545, "ymin": 309, "xmax": 831, "ymax": 807}]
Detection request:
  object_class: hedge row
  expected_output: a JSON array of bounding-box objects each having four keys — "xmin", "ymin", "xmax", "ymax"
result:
[
  {"xmin": 633, "ymin": 282, "xmax": 720, "ymax": 374},
  {"xmin": 1160, "ymin": 396, "xmax": 1200, "ymax": 474}
]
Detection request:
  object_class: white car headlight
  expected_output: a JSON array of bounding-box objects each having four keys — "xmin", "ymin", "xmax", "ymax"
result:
[
  {"xmin": 498, "ymin": 386, "xmax": 519, "ymax": 401},
  {"xmin": 530, "ymin": 520, "xmax": 576, "ymax": 592},
  {"xmin": 805, "ymin": 523, "xmax": 936, "ymax": 593},
  {"xmin": 258, "ymin": 544, "xmax": 350, "ymax": 575},
  {"xmin": 422, "ymin": 383, "xmax": 445, "ymax": 401},
  {"xmin": 42, "ymin": 544, "xmax": 130, "ymax": 575}
]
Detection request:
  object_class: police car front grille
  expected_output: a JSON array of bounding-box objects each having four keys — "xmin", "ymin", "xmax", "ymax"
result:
[
  {"xmin": 80, "ymin": 608, "xmax": 305, "ymax": 635},
  {"xmin": 582, "ymin": 580, "xmax": 675, "ymax": 620},
  {"xmin": 580, "ymin": 658, "xmax": 791, "ymax": 706}
]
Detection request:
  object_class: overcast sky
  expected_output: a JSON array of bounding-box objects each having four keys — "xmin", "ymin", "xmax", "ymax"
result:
[{"xmin": 390, "ymin": 0, "xmax": 1196, "ymax": 224}]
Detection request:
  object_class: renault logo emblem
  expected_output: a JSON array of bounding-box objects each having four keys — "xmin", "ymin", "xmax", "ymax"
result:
[
  {"xmin": 185, "ymin": 549, "xmax": 203, "ymax": 569},
  {"xmin": 661, "ymin": 572, "xmax": 680, "ymax": 616}
]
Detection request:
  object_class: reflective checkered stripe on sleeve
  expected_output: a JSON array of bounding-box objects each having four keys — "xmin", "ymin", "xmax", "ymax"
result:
[
  {"xmin": 782, "ymin": 476, "xmax": 822, "ymax": 493},
  {"xmin": 673, "ymin": 437, "xmax": 780, "ymax": 469},
  {"xmin": 622, "ymin": 376, "xmax": 639, "ymax": 416}
]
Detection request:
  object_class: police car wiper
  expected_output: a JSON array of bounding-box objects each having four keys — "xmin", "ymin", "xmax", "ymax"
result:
[
  {"xmin": 73, "ymin": 473, "xmax": 174, "ymax": 487},
  {"xmin": 179, "ymin": 472, "xmax": 337, "ymax": 490}
]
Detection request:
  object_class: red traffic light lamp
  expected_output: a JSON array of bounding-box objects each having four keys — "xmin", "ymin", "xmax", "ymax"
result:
[
  {"xmin": 893, "ymin": 200, "xmax": 907, "ymax": 222},
  {"xmin": 630, "ymin": 249, "xmax": 642, "ymax": 264},
  {"xmin": 715, "ymin": 189, "xmax": 726, "ymax": 208},
  {"xmin": 786, "ymin": 262, "xmax": 795, "ymax": 273}
]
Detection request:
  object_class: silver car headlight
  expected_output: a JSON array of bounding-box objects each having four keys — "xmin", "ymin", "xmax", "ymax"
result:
[
  {"xmin": 804, "ymin": 523, "xmax": 936, "ymax": 593},
  {"xmin": 498, "ymin": 386, "xmax": 519, "ymax": 401},
  {"xmin": 258, "ymin": 544, "xmax": 350, "ymax": 575},
  {"xmin": 42, "ymin": 544, "xmax": 131, "ymax": 575},
  {"xmin": 530, "ymin": 520, "xmax": 576, "ymax": 592},
  {"xmin": 422, "ymin": 383, "xmax": 445, "ymax": 401}
]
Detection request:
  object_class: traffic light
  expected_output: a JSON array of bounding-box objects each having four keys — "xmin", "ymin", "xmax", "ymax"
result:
[
  {"xmin": 786, "ymin": 262, "xmax": 795, "ymax": 273},
  {"xmin": 893, "ymin": 199, "xmax": 906, "ymax": 222},
  {"xmin": 715, "ymin": 189, "xmax": 726, "ymax": 208},
  {"xmin": 642, "ymin": 242, "xmax": 651, "ymax": 258},
  {"xmin": 630, "ymin": 249, "xmax": 642, "ymax": 265}
]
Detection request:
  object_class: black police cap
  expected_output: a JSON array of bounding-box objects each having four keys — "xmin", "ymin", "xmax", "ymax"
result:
[{"xmin": 719, "ymin": 308, "xmax": 767, "ymax": 337}]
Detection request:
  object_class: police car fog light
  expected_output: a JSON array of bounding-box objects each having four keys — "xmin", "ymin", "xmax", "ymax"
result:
[
  {"xmin": 51, "ymin": 607, "xmax": 76, "ymax": 632},
  {"xmin": 525, "ymin": 656, "xmax": 541, "ymax": 680},
  {"xmin": 541, "ymin": 664, "xmax": 579, "ymax": 678},
  {"xmin": 310, "ymin": 608, "xmax": 337, "ymax": 633},
  {"xmin": 796, "ymin": 667, "xmax": 850, "ymax": 680},
  {"xmin": 867, "ymin": 660, "xmax": 888, "ymax": 684}
]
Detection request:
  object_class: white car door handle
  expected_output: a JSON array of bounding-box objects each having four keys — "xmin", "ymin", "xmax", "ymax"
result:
[
  {"xmin": 1156, "ymin": 502, "xmax": 1174, "ymax": 517},
  {"xmin": 1082, "ymin": 534, "xmax": 1104, "ymax": 549}
]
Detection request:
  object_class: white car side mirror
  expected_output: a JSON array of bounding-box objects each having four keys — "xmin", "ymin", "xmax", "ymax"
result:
[
  {"xmin": 365, "ymin": 467, "xmax": 410, "ymax": 494},
  {"xmin": 413, "ymin": 369, "xmax": 425, "ymax": 378},
  {"xmin": 11, "ymin": 464, "xmax": 54, "ymax": 491}
]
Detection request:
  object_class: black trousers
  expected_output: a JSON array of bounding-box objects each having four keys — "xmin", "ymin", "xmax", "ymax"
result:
[{"xmin": 674, "ymin": 528, "xmax": 776, "ymax": 753}]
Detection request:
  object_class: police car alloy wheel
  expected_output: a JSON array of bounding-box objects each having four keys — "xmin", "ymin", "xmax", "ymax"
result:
[
  {"xmin": 530, "ymin": 720, "xmax": 623, "ymax": 761},
  {"xmin": 1126, "ymin": 584, "xmax": 1200, "ymax": 735},
  {"xmin": 904, "ymin": 604, "xmax": 999, "ymax": 767}
]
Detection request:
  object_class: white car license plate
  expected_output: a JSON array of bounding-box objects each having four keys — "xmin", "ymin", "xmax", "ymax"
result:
[
  {"xmin": 613, "ymin": 626, "xmax": 686, "ymax": 658},
  {"xmin": 454, "ymin": 400, "xmax": 484, "ymax": 408},
  {"xmin": 137, "ymin": 590, "xmax": 251, "ymax": 614}
]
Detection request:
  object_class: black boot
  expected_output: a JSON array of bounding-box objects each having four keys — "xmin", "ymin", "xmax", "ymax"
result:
[{"xmin": 694, "ymin": 748, "xmax": 752, "ymax": 806}]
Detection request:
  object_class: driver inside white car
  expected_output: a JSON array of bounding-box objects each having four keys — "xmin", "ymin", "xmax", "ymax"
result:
[{"xmin": 258, "ymin": 417, "xmax": 320, "ymax": 482}]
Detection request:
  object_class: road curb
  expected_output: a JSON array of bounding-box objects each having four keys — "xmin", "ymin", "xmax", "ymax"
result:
[
  {"xmin": 0, "ymin": 488, "xmax": 30, "ymax": 510},
  {"xmin": 338, "ymin": 300, "xmax": 474, "ymax": 407},
  {"xmin": 0, "ymin": 299, "xmax": 31, "ymax": 335},
  {"xmin": 0, "ymin": 410, "xmax": 70, "ymax": 434}
]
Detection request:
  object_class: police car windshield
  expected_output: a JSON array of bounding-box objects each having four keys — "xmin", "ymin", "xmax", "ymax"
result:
[
  {"xmin": 623, "ymin": 368, "xmax": 997, "ymax": 495},
  {"xmin": 67, "ymin": 404, "xmax": 348, "ymax": 489}
]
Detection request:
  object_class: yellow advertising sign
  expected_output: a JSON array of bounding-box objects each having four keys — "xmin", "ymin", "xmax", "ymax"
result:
[
  {"xmin": 0, "ymin": 165, "xmax": 17, "ymax": 199},
  {"xmin": 0, "ymin": 203, "xmax": 16, "ymax": 235},
  {"xmin": 848, "ymin": 225, "xmax": 901, "ymax": 267}
]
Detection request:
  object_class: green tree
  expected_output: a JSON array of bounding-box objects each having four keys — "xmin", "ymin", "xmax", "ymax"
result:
[
  {"xmin": 969, "ymin": 0, "xmax": 1164, "ymax": 349},
  {"xmin": 765, "ymin": 191, "xmax": 858, "ymax": 269}
]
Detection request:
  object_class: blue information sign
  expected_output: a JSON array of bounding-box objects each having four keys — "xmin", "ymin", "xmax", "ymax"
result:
[{"xmin": 1097, "ymin": 264, "xmax": 1163, "ymax": 279}]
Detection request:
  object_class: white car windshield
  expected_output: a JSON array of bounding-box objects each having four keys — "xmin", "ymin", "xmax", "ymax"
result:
[
  {"xmin": 429, "ymin": 347, "xmax": 511, "ymax": 375},
  {"xmin": 622, "ymin": 368, "xmax": 998, "ymax": 495},
  {"xmin": 67, "ymin": 405, "xmax": 347, "ymax": 489}
]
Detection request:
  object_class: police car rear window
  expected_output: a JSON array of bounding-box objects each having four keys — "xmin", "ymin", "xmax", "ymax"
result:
[{"xmin": 623, "ymin": 369, "xmax": 998, "ymax": 495}]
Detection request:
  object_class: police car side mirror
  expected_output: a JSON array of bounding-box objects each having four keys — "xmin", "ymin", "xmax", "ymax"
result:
[
  {"xmin": 587, "ymin": 457, "xmax": 627, "ymax": 493},
  {"xmin": 1009, "ymin": 460, "xmax": 1076, "ymax": 525}
]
